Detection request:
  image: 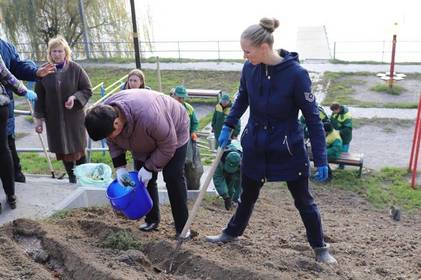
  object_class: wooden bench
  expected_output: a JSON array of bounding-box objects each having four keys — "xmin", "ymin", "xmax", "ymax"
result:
[
  {"xmin": 308, "ymin": 151, "xmax": 364, "ymax": 177},
  {"xmin": 186, "ymin": 89, "xmax": 222, "ymax": 99}
]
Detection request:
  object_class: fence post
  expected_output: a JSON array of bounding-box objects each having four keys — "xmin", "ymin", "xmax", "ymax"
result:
[
  {"xmin": 99, "ymin": 84, "xmax": 106, "ymax": 156},
  {"xmin": 333, "ymin": 42, "xmax": 336, "ymax": 60},
  {"xmin": 381, "ymin": 40, "xmax": 385, "ymax": 63},
  {"xmin": 156, "ymin": 56, "xmax": 162, "ymax": 92},
  {"xmin": 178, "ymin": 41, "xmax": 181, "ymax": 62},
  {"xmin": 217, "ymin": 41, "xmax": 221, "ymax": 61}
]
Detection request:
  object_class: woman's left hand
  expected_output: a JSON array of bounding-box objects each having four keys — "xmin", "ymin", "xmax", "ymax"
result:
[{"xmin": 64, "ymin": 96, "xmax": 75, "ymax": 109}]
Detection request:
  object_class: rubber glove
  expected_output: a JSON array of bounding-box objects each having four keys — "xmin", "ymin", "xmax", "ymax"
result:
[
  {"xmin": 138, "ymin": 167, "xmax": 152, "ymax": 186},
  {"xmin": 116, "ymin": 167, "xmax": 135, "ymax": 187},
  {"xmin": 314, "ymin": 165, "xmax": 329, "ymax": 182},
  {"xmin": 218, "ymin": 125, "xmax": 232, "ymax": 148},
  {"xmin": 25, "ymin": 90, "xmax": 38, "ymax": 102}
]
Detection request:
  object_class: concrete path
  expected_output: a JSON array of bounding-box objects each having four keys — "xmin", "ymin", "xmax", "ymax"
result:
[{"xmin": 0, "ymin": 176, "xmax": 78, "ymax": 225}]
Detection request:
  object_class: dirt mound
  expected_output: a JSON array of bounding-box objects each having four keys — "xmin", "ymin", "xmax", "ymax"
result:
[{"xmin": 0, "ymin": 183, "xmax": 420, "ymax": 279}]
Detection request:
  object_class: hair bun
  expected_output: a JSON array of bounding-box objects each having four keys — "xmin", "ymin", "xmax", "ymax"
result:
[{"xmin": 259, "ymin": 17, "xmax": 279, "ymax": 33}]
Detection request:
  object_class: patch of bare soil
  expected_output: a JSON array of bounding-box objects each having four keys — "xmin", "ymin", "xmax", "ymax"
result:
[{"xmin": 0, "ymin": 184, "xmax": 420, "ymax": 280}]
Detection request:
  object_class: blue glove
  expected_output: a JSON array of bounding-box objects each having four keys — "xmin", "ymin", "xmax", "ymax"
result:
[
  {"xmin": 25, "ymin": 90, "xmax": 38, "ymax": 102},
  {"xmin": 218, "ymin": 125, "xmax": 232, "ymax": 148},
  {"xmin": 314, "ymin": 165, "xmax": 329, "ymax": 181}
]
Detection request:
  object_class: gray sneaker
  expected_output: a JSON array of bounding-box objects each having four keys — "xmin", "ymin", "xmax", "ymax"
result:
[
  {"xmin": 313, "ymin": 243, "xmax": 337, "ymax": 264},
  {"xmin": 206, "ymin": 232, "xmax": 238, "ymax": 243}
]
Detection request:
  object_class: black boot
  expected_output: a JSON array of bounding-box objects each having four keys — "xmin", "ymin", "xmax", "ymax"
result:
[
  {"xmin": 224, "ymin": 197, "xmax": 232, "ymax": 210},
  {"xmin": 63, "ymin": 161, "xmax": 76, "ymax": 184},
  {"xmin": 0, "ymin": 202, "xmax": 2, "ymax": 214},
  {"xmin": 7, "ymin": 195, "xmax": 16, "ymax": 209}
]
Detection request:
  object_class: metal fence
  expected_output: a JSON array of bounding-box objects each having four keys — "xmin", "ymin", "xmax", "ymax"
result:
[
  {"xmin": 14, "ymin": 40, "xmax": 243, "ymax": 61},
  {"xmin": 14, "ymin": 39, "xmax": 421, "ymax": 63}
]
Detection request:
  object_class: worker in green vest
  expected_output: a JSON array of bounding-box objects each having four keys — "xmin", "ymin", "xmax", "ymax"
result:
[
  {"xmin": 172, "ymin": 85, "xmax": 199, "ymax": 141},
  {"xmin": 211, "ymin": 92, "xmax": 240, "ymax": 148},
  {"xmin": 213, "ymin": 139, "xmax": 242, "ymax": 210},
  {"xmin": 300, "ymin": 105, "xmax": 329, "ymax": 141},
  {"xmin": 330, "ymin": 102, "xmax": 352, "ymax": 169},
  {"xmin": 322, "ymin": 121, "xmax": 342, "ymax": 180}
]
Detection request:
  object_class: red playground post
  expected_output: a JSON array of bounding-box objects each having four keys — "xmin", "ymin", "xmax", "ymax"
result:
[{"xmin": 409, "ymin": 94, "xmax": 421, "ymax": 189}]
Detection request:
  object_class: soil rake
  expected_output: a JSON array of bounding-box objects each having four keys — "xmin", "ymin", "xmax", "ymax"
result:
[{"xmin": 168, "ymin": 146, "xmax": 225, "ymax": 272}]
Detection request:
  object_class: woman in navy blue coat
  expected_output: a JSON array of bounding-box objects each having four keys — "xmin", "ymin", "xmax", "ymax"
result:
[{"xmin": 206, "ymin": 17, "xmax": 336, "ymax": 264}]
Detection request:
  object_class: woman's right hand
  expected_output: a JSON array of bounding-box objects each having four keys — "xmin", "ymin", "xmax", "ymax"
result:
[{"xmin": 35, "ymin": 119, "xmax": 43, "ymax": 134}]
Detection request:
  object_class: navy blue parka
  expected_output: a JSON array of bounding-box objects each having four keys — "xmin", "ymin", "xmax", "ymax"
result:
[
  {"xmin": 0, "ymin": 39, "xmax": 38, "ymax": 136},
  {"xmin": 224, "ymin": 50, "xmax": 327, "ymax": 182}
]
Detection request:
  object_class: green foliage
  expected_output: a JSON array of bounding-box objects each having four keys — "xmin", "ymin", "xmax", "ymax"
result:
[
  {"xmin": 0, "ymin": 0, "xmax": 131, "ymax": 59},
  {"xmin": 318, "ymin": 168, "xmax": 421, "ymax": 211},
  {"xmin": 101, "ymin": 230, "xmax": 141, "ymax": 250},
  {"xmin": 370, "ymin": 83, "xmax": 406, "ymax": 95}
]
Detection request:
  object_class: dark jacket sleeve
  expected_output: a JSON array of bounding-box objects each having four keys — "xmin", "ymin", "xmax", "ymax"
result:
[
  {"xmin": 72, "ymin": 65, "xmax": 92, "ymax": 110},
  {"xmin": 34, "ymin": 81, "xmax": 47, "ymax": 119},
  {"xmin": 293, "ymin": 68, "xmax": 327, "ymax": 167},
  {"xmin": 8, "ymin": 43, "xmax": 38, "ymax": 81},
  {"xmin": 224, "ymin": 65, "xmax": 249, "ymax": 128}
]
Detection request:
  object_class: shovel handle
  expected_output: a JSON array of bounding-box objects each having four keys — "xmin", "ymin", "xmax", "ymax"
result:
[{"xmin": 177, "ymin": 146, "xmax": 225, "ymax": 239}]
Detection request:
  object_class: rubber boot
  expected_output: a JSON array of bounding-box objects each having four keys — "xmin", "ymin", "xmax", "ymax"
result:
[
  {"xmin": 63, "ymin": 161, "xmax": 76, "ymax": 184},
  {"xmin": 313, "ymin": 244, "xmax": 337, "ymax": 264},
  {"xmin": 206, "ymin": 232, "xmax": 238, "ymax": 243}
]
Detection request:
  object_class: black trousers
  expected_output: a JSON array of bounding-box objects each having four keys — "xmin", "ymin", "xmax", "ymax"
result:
[
  {"xmin": 224, "ymin": 174, "xmax": 325, "ymax": 248},
  {"xmin": 134, "ymin": 142, "xmax": 189, "ymax": 234},
  {"xmin": 8, "ymin": 134, "xmax": 22, "ymax": 175},
  {"xmin": 0, "ymin": 105, "xmax": 15, "ymax": 197}
]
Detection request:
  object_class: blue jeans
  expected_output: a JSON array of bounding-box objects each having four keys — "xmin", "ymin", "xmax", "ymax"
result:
[{"xmin": 223, "ymin": 174, "xmax": 325, "ymax": 248}]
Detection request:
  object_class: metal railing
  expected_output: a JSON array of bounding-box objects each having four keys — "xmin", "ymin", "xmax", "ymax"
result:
[{"xmin": 14, "ymin": 40, "xmax": 242, "ymax": 61}]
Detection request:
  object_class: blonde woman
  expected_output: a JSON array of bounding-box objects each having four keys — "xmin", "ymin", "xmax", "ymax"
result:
[{"xmin": 34, "ymin": 36, "xmax": 92, "ymax": 183}]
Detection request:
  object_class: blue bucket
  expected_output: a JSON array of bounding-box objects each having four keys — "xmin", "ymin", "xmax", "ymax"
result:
[{"xmin": 106, "ymin": 171, "xmax": 153, "ymax": 220}]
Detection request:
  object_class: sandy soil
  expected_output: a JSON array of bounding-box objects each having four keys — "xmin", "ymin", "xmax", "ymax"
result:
[{"xmin": 0, "ymin": 183, "xmax": 420, "ymax": 280}]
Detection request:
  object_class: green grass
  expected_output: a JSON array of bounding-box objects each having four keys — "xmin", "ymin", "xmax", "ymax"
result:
[
  {"xmin": 352, "ymin": 118, "xmax": 414, "ymax": 130},
  {"xmin": 85, "ymin": 67, "xmax": 240, "ymax": 103},
  {"xmin": 370, "ymin": 83, "xmax": 406, "ymax": 95},
  {"xmin": 101, "ymin": 230, "xmax": 142, "ymax": 250},
  {"xmin": 316, "ymin": 168, "xmax": 421, "ymax": 211},
  {"xmin": 20, "ymin": 153, "xmax": 66, "ymax": 174},
  {"xmin": 49, "ymin": 209, "xmax": 72, "ymax": 220},
  {"xmin": 322, "ymin": 71, "xmax": 418, "ymax": 108},
  {"xmin": 15, "ymin": 132, "xmax": 29, "ymax": 140}
]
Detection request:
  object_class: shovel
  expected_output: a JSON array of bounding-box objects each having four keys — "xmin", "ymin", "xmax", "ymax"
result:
[
  {"xmin": 26, "ymin": 100, "xmax": 56, "ymax": 178},
  {"xmin": 168, "ymin": 146, "xmax": 224, "ymax": 272}
]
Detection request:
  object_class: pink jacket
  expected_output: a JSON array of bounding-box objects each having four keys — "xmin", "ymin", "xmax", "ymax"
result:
[{"xmin": 105, "ymin": 89, "xmax": 190, "ymax": 171}]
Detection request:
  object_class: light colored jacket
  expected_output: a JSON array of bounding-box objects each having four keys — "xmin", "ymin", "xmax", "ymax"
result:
[{"xmin": 105, "ymin": 89, "xmax": 190, "ymax": 171}]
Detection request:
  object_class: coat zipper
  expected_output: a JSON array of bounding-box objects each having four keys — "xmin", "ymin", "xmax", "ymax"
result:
[{"xmin": 283, "ymin": 135, "xmax": 293, "ymax": 156}]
